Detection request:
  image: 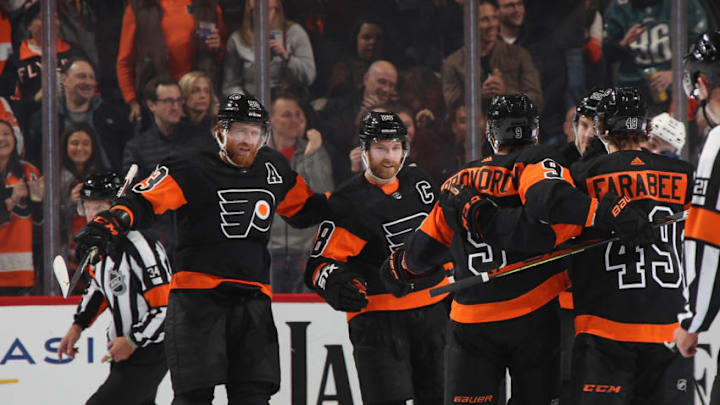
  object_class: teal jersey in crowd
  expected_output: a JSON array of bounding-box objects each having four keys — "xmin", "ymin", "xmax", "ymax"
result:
[{"xmin": 604, "ymin": 0, "xmax": 707, "ymax": 84}]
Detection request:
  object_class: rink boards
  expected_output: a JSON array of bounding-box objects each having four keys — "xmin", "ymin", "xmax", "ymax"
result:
[{"xmin": 0, "ymin": 295, "xmax": 718, "ymax": 404}]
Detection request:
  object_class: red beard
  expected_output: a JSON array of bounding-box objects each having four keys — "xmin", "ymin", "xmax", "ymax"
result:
[
  {"xmin": 226, "ymin": 142, "xmax": 259, "ymax": 168},
  {"xmin": 369, "ymin": 158, "xmax": 401, "ymax": 180}
]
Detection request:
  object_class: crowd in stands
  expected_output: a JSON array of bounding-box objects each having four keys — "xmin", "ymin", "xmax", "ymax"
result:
[{"xmin": 0, "ymin": 0, "xmax": 717, "ymax": 295}]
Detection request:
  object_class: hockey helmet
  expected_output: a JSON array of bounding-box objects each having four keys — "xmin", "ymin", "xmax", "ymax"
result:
[
  {"xmin": 359, "ymin": 111, "xmax": 409, "ymax": 151},
  {"xmin": 683, "ymin": 30, "xmax": 720, "ymax": 99},
  {"xmin": 485, "ymin": 94, "xmax": 539, "ymax": 151},
  {"xmin": 593, "ymin": 87, "xmax": 648, "ymax": 136},
  {"xmin": 649, "ymin": 112, "xmax": 685, "ymax": 152},
  {"xmin": 80, "ymin": 171, "xmax": 121, "ymax": 201},
  {"xmin": 215, "ymin": 93, "xmax": 270, "ymax": 166},
  {"xmin": 573, "ymin": 88, "xmax": 608, "ymax": 130}
]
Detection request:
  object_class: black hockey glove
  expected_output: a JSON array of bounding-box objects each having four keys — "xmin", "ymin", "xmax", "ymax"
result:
[
  {"xmin": 594, "ymin": 192, "xmax": 657, "ymax": 245},
  {"xmin": 314, "ymin": 263, "xmax": 368, "ymax": 312},
  {"xmin": 439, "ymin": 183, "xmax": 497, "ymax": 241},
  {"xmin": 74, "ymin": 209, "xmax": 131, "ymax": 262},
  {"xmin": 380, "ymin": 247, "xmax": 447, "ymax": 297}
]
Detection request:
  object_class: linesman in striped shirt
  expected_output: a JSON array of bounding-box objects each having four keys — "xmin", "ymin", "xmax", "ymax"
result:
[{"xmin": 58, "ymin": 171, "xmax": 171, "ymax": 405}]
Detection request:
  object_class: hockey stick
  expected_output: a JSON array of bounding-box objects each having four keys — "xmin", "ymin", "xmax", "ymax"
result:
[
  {"xmin": 58, "ymin": 164, "xmax": 138, "ymax": 298},
  {"xmin": 52, "ymin": 255, "xmax": 70, "ymax": 298},
  {"xmin": 429, "ymin": 209, "xmax": 688, "ymax": 297}
]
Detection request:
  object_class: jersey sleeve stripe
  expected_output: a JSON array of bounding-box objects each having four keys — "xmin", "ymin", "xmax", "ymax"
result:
[
  {"xmin": 113, "ymin": 205, "xmax": 135, "ymax": 227},
  {"xmin": 346, "ymin": 277, "xmax": 450, "ymax": 321},
  {"xmin": 317, "ymin": 225, "xmax": 367, "ymax": 262},
  {"xmin": 276, "ymin": 174, "xmax": 314, "ymax": 218},
  {"xmin": 574, "ymin": 315, "xmax": 678, "ymax": 343},
  {"xmin": 418, "ymin": 204, "xmax": 453, "ymax": 248},
  {"xmin": 685, "ymin": 206, "xmax": 720, "ymax": 246},
  {"xmin": 585, "ymin": 198, "xmax": 598, "ymax": 227},
  {"xmin": 449, "ymin": 271, "xmax": 569, "ymax": 323},
  {"xmin": 143, "ymin": 284, "xmax": 169, "ymax": 307},
  {"xmin": 518, "ymin": 161, "xmax": 574, "ymax": 204},
  {"xmin": 550, "ymin": 224, "xmax": 583, "ymax": 246},
  {"xmin": 137, "ymin": 174, "xmax": 188, "ymax": 215}
]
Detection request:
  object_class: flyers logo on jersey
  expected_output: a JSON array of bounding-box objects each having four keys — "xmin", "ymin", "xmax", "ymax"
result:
[
  {"xmin": 382, "ymin": 213, "xmax": 428, "ymax": 252},
  {"xmin": 133, "ymin": 166, "xmax": 169, "ymax": 193},
  {"xmin": 217, "ymin": 189, "xmax": 276, "ymax": 238}
]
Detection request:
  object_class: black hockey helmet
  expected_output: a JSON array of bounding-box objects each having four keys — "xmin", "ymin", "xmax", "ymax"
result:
[
  {"xmin": 485, "ymin": 94, "xmax": 539, "ymax": 150},
  {"xmin": 358, "ymin": 111, "xmax": 409, "ymax": 151},
  {"xmin": 80, "ymin": 171, "xmax": 121, "ymax": 201},
  {"xmin": 573, "ymin": 88, "xmax": 609, "ymax": 129},
  {"xmin": 683, "ymin": 30, "xmax": 720, "ymax": 99},
  {"xmin": 593, "ymin": 87, "xmax": 648, "ymax": 135},
  {"xmin": 217, "ymin": 93, "xmax": 270, "ymax": 130}
]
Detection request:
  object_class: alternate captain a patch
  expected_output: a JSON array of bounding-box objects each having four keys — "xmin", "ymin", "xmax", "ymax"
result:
[{"xmin": 266, "ymin": 162, "xmax": 283, "ymax": 184}]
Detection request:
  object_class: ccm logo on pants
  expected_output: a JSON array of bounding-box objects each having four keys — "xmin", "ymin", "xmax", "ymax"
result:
[{"xmin": 583, "ymin": 384, "xmax": 622, "ymax": 393}]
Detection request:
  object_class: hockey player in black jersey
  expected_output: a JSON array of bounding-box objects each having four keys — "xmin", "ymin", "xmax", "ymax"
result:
[
  {"xmin": 305, "ymin": 111, "xmax": 449, "ymax": 404},
  {"xmin": 74, "ymin": 94, "xmax": 328, "ymax": 405},
  {"xmin": 569, "ymin": 87, "xmax": 694, "ymax": 405},
  {"xmin": 60, "ymin": 172, "xmax": 172, "ymax": 405},
  {"xmin": 674, "ymin": 30, "xmax": 720, "ymax": 402},
  {"xmin": 382, "ymin": 94, "xmax": 655, "ymax": 405}
]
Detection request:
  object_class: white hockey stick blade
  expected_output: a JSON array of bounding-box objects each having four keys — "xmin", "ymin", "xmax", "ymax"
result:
[{"xmin": 53, "ymin": 255, "xmax": 70, "ymax": 298}]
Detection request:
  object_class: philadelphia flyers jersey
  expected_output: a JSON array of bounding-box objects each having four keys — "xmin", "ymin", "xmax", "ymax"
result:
[
  {"xmin": 569, "ymin": 149, "xmax": 693, "ymax": 343},
  {"xmin": 404, "ymin": 144, "xmax": 598, "ymax": 324},
  {"xmin": 305, "ymin": 167, "xmax": 450, "ymax": 320},
  {"xmin": 114, "ymin": 145, "xmax": 327, "ymax": 297}
]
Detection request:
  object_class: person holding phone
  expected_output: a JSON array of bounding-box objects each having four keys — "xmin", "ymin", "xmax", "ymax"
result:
[{"xmin": 222, "ymin": 0, "xmax": 316, "ymax": 97}]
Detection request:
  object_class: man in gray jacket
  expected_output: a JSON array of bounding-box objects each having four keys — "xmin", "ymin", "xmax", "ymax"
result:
[
  {"xmin": 441, "ymin": 0, "xmax": 543, "ymax": 112},
  {"xmin": 268, "ymin": 90, "xmax": 334, "ymax": 292}
]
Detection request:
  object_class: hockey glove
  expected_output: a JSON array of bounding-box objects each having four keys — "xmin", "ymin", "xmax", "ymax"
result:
[
  {"xmin": 314, "ymin": 263, "xmax": 368, "ymax": 312},
  {"xmin": 74, "ymin": 209, "xmax": 131, "ymax": 262},
  {"xmin": 439, "ymin": 183, "xmax": 497, "ymax": 241},
  {"xmin": 594, "ymin": 192, "xmax": 657, "ymax": 245},
  {"xmin": 380, "ymin": 247, "xmax": 447, "ymax": 297}
]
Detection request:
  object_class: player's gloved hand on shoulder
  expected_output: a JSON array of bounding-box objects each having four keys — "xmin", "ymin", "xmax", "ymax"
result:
[
  {"xmin": 594, "ymin": 192, "xmax": 656, "ymax": 245},
  {"xmin": 380, "ymin": 247, "xmax": 447, "ymax": 297},
  {"xmin": 314, "ymin": 263, "xmax": 368, "ymax": 312},
  {"xmin": 439, "ymin": 183, "xmax": 496, "ymax": 241},
  {"xmin": 74, "ymin": 209, "xmax": 131, "ymax": 262}
]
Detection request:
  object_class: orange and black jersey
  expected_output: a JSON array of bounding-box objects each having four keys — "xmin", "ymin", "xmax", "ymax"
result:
[
  {"xmin": 404, "ymin": 144, "xmax": 597, "ymax": 323},
  {"xmin": 569, "ymin": 149, "xmax": 693, "ymax": 343},
  {"xmin": 112, "ymin": 145, "xmax": 327, "ymax": 298},
  {"xmin": 305, "ymin": 167, "xmax": 449, "ymax": 320},
  {"xmin": 0, "ymin": 39, "xmax": 81, "ymax": 101}
]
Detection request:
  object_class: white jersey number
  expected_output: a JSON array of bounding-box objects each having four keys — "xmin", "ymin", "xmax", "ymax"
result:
[{"xmin": 604, "ymin": 206, "xmax": 682, "ymax": 289}]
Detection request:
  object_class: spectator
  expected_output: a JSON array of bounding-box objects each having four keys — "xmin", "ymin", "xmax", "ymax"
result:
[
  {"xmin": 320, "ymin": 60, "xmax": 398, "ymax": 185},
  {"xmin": 326, "ymin": 16, "xmax": 388, "ymax": 98},
  {"xmin": 268, "ymin": 89, "xmax": 333, "ymax": 292},
  {"xmin": 0, "ymin": 97, "xmax": 23, "ymax": 158},
  {"xmin": 397, "ymin": 66, "xmax": 446, "ymax": 124},
  {"xmin": 562, "ymin": 105, "xmax": 577, "ymax": 144},
  {"xmin": 0, "ymin": 118, "xmax": 43, "ymax": 294},
  {"xmin": 58, "ymin": 123, "xmax": 104, "ymax": 270},
  {"xmin": 603, "ymin": 0, "xmax": 707, "ymax": 115},
  {"xmin": 0, "ymin": 3, "xmax": 82, "ymax": 107},
  {"xmin": 0, "ymin": 5, "xmax": 11, "ymax": 77},
  {"xmin": 497, "ymin": 0, "xmax": 583, "ymax": 144},
  {"xmin": 222, "ymin": 0, "xmax": 316, "ymax": 98},
  {"xmin": 583, "ymin": 0, "xmax": 606, "ymax": 90},
  {"xmin": 179, "ymin": 70, "xmax": 216, "ymax": 129},
  {"xmin": 116, "ymin": 0, "xmax": 225, "ymax": 123},
  {"xmin": 442, "ymin": 0, "xmax": 543, "ymax": 112},
  {"xmin": 121, "ymin": 77, "xmax": 192, "ymax": 262},
  {"xmin": 30, "ymin": 57, "xmax": 131, "ymax": 171}
]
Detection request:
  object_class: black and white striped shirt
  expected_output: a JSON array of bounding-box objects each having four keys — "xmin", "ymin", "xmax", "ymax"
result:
[
  {"xmin": 683, "ymin": 125, "xmax": 720, "ymax": 334},
  {"xmin": 73, "ymin": 230, "xmax": 172, "ymax": 347}
]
